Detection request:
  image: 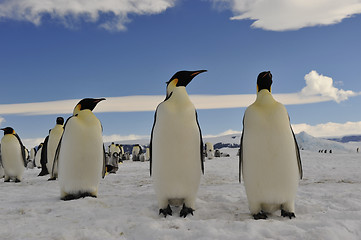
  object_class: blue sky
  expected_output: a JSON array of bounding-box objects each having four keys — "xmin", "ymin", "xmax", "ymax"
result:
[{"xmin": 1, "ymin": 0, "xmax": 361, "ymax": 147}]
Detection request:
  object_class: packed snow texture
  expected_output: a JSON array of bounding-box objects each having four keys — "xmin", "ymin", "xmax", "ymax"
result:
[{"xmin": 0, "ymin": 147, "xmax": 361, "ymax": 239}]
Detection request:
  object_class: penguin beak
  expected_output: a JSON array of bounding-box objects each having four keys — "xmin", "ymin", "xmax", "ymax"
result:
[
  {"xmin": 190, "ymin": 70, "xmax": 207, "ymax": 77},
  {"xmin": 181, "ymin": 70, "xmax": 207, "ymax": 87},
  {"xmin": 94, "ymin": 98, "xmax": 106, "ymax": 103}
]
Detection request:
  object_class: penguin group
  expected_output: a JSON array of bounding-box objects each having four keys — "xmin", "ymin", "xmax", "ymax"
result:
[{"xmin": 0, "ymin": 70, "xmax": 303, "ymax": 220}]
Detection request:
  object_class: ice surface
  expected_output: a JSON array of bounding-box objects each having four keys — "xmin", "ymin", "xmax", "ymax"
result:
[{"xmin": 0, "ymin": 145, "xmax": 361, "ymax": 239}]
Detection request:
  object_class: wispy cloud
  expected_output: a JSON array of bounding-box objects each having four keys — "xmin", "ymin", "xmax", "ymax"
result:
[
  {"xmin": 211, "ymin": 0, "xmax": 361, "ymax": 31},
  {"xmin": 0, "ymin": 71, "xmax": 358, "ymax": 116},
  {"xmin": 0, "ymin": 0, "xmax": 176, "ymax": 31},
  {"xmin": 0, "ymin": 94, "xmax": 327, "ymax": 116}
]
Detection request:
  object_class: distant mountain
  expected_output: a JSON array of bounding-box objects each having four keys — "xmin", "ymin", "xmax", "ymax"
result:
[
  {"xmin": 327, "ymin": 135, "xmax": 361, "ymax": 143},
  {"xmin": 104, "ymin": 131, "xmax": 356, "ymax": 153},
  {"xmin": 296, "ymin": 131, "xmax": 350, "ymax": 152}
]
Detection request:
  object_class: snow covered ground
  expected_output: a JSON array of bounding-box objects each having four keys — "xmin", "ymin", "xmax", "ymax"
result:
[{"xmin": 1, "ymin": 148, "xmax": 361, "ymax": 240}]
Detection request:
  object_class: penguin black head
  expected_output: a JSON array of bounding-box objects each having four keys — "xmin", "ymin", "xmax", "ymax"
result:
[
  {"xmin": 73, "ymin": 98, "xmax": 106, "ymax": 115},
  {"xmin": 0, "ymin": 127, "xmax": 15, "ymax": 135},
  {"xmin": 257, "ymin": 71, "xmax": 273, "ymax": 92},
  {"xmin": 56, "ymin": 117, "xmax": 64, "ymax": 125},
  {"xmin": 166, "ymin": 70, "xmax": 207, "ymax": 97}
]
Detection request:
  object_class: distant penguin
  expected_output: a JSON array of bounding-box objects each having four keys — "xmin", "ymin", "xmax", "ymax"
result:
[
  {"xmin": 55, "ymin": 98, "xmax": 106, "ymax": 200},
  {"xmin": 29, "ymin": 147, "xmax": 36, "ymax": 163},
  {"xmin": 205, "ymin": 142, "xmax": 214, "ymax": 159},
  {"xmin": 34, "ymin": 143, "xmax": 43, "ymax": 168},
  {"xmin": 132, "ymin": 144, "xmax": 141, "ymax": 161},
  {"xmin": 150, "ymin": 70, "xmax": 206, "ymax": 217},
  {"xmin": 38, "ymin": 134, "xmax": 50, "ymax": 176},
  {"xmin": 47, "ymin": 117, "xmax": 64, "ymax": 180},
  {"xmin": 108, "ymin": 142, "xmax": 120, "ymax": 173},
  {"xmin": 145, "ymin": 147, "xmax": 150, "ymax": 161},
  {"xmin": 240, "ymin": 71, "xmax": 303, "ymax": 220},
  {"xmin": 0, "ymin": 127, "xmax": 26, "ymax": 182}
]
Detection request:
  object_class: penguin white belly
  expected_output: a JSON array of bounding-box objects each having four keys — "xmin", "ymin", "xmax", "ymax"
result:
[
  {"xmin": 34, "ymin": 148, "xmax": 42, "ymax": 168},
  {"xmin": 58, "ymin": 113, "xmax": 103, "ymax": 198},
  {"xmin": 46, "ymin": 125, "xmax": 63, "ymax": 174},
  {"xmin": 152, "ymin": 104, "xmax": 201, "ymax": 209},
  {"xmin": 1, "ymin": 136, "xmax": 24, "ymax": 179},
  {"xmin": 243, "ymin": 103, "xmax": 299, "ymax": 213}
]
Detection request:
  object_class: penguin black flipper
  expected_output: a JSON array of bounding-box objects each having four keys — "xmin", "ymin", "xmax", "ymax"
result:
[
  {"xmin": 102, "ymin": 144, "xmax": 106, "ymax": 178},
  {"xmin": 291, "ymin": 126, "xmax": 303, "ymax": 179},
  {"xmin": 288, "ymin": 115, "xmax": 303, "ymax": 179},
  {"xmin": 14, "ymin": 133, "xmax": 26, "ymax": 167},
  {"xmin": 195, "ymin": 111, "xmax": 204, "ymax": 174},
  {"xmin": 239, "ymin": 116, "xmax": 245, "ymax": 183},
  {"xmin": 149, "ymin": 105, "xmax": 159, "ymax": 176},
  {"xmin": 239, "ymin": 130, "xmax": 244, "ymax": 183}
]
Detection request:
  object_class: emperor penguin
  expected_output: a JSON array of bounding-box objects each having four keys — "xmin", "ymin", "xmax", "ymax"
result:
[
  {"xmin": 239, "ymin": 71, "xmax": 303, "ymax": 220},
  {"xmin": 47, "ymin": 117, "xmax": 64, "ymax": 180},
  {"xmin": 0, "ymin": 127, "xmax": 26, "ymax": 182},
  {"xmin": 150, "ymin": 70, "xmax": 206, "ymax": 218},
  {"xmin": 38, "ymin": 134, "xmax": 49, "ymax": 176},
  {"xmin": 55, "ymin": 98, "xmax": 106, "ymax": 201},
  {"xmin": 34, "ymin": 143, "xmax": 43, "ymax": 168}
]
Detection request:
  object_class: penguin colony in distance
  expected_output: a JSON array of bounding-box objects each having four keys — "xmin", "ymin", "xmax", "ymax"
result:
[
  {"xmin": 55, "ymin": 98, "xmax": 106, "ymax": 201},
  {"xmin": 240, "ymin": 71, "xmax": 303, "ymax": 220},
  {"xmin": 0, "ymin": 127, "xmax": 26, "ymax": 182},
  {"xmin": 150, "ymin": 70, "xmax": 206, "ymax": 218},
  {"xmin": 47, "ymin": 117, "xmax": 64, "ymax": 180}
]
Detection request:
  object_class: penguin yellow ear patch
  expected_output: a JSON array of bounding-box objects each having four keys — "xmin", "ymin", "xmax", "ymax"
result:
[{"xmin": 171, "ymin": 78, "xmax": 178, "ymax": 87}]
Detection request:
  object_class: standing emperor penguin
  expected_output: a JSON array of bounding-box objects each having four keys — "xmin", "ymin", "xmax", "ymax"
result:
[
  {"xmin": 55, "ymin": 98, "xmax": 106, "ymax": 201},
  {"xmin": 150, "ymin": 70, "xmax": 206, "ymax": 218},
  {"xmin": 47, "ymin": 117, "xmax": 64, "ymax": 180},
  {"xmin": 0, "ymin": 127, "xmax": 26, "ymax": 182},
  {"xmin": 240, "ymin": 71, "xmax": 303, "ymax": 220}
]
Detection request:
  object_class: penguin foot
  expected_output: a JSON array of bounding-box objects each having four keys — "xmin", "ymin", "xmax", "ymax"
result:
[
  {"xmin": 180, "ymin": 203, "xmax": 194, "ymax": 218},
  {"xmin": 15, "ymin": 178, "xmax": 21, "ymax": 183},
  {"xmin": 159, "ymin": 205, "xmax": 172, "ymax": 218},
  {"xmin": 48, "ymin": 177, "xmax": 57, "ymax": 181},
  {"xmin": 61, "ymin": 192, "xmax": 97, "ymax": 201},
  {"xmin": 253, "ymin": 211, "xmax": 268, "ymax": 220},
  {"xmin": 281, "ymin": 209, "xmax": 296, "ymax": 219},
  {"xmin": 38, "ymin": 169, "xmax": 49, "ymax": 176}
]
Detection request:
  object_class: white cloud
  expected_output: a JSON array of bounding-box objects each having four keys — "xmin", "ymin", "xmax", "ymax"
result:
[
  {"xmin": 102, "ymin": 133, "xmax": 149, "ymax": 143},
  {"xmin": 292, "ymin": 121, "xmax": 361, "ymax": 137},
  {"xmin": 0, "ymin": 0, "xmax": 176, "ymax": 31},
  {"xmin": 21, "ymin": 137, "xmax": 45, "ymax": 149},
  {"xmin": 0, "ymin": 116, "xmax": 5, "ymax": 127},
  {"xmin": 211, "ymin": 0, "xmax": 361, "ymax": 31},
  {"xmin": 300, "ymin": 70, "xmax": 359, "ymax": 103}
]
